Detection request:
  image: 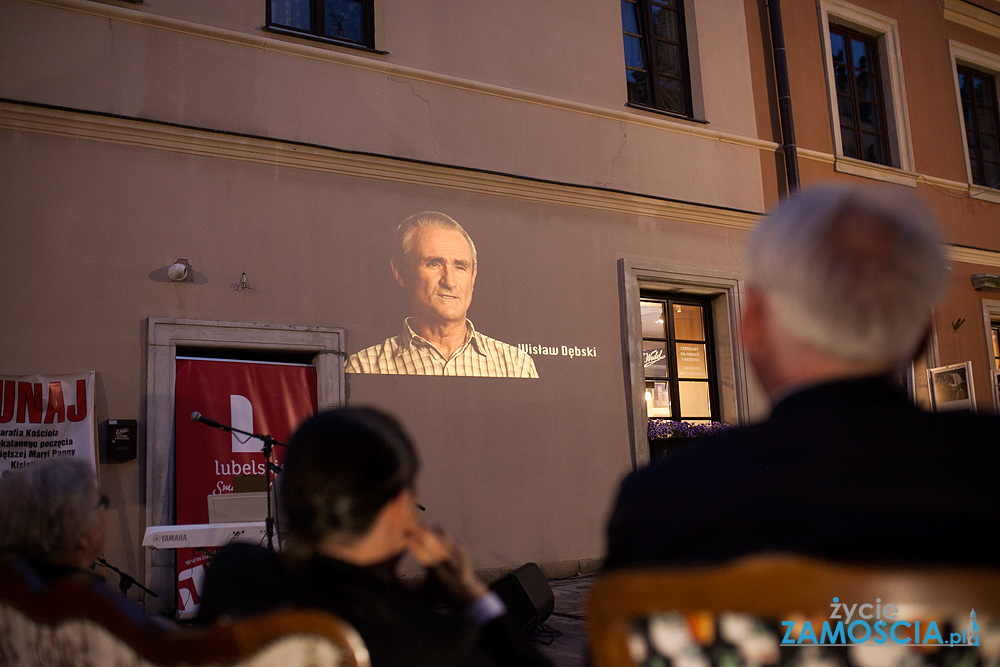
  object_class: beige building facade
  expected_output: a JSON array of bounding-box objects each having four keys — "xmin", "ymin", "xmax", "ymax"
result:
[
  {"xmin": 767, "ymin": 0, "xmax": 1000, "ymax": 412},
  {"xmin": 2, "ymin": 0, "xmax": 997, "ymax": 615}
]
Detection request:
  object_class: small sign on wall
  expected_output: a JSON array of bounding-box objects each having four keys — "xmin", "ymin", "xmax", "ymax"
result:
[{"xmin": 928, "ymin": 361, "xmax": 975, "ymax": 412}]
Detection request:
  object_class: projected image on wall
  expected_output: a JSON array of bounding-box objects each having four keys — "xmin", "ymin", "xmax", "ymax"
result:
[{"xmin": 345, "ymin": 211, "xmax": 538, "ymax": 378}]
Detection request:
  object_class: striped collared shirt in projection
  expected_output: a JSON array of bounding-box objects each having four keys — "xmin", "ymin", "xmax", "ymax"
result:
[{"xmin": 345, "ymin": 319, "xmax": 538, "ymax": 378}]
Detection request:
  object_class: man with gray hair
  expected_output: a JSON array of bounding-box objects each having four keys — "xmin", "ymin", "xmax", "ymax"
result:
[
  {"xmin": 346, "ymin": 211, "xmax": 537, "ymax": 377},
  {"xmin": 0, "ymin": 457, "xmax": 107, "ymax": 582},
  {"xmin": 604, "ymin": 184, "xmax": 1000, "ymax": 569}
]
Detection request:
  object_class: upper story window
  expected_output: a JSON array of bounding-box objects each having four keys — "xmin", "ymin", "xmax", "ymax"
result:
[
  {"xmin": 830, "ymin": 25, "xmax": 890, "ymax": 166},
  {"xmin": 958, "ymin": 65, "xmax": 1000, "ymax": 189},
  {"xmin": 641, "ymin": 296, "xmax": 718, "ymax": 422},
  {"xmin": 621, "ymin": 0, "xmax": 692, "ymax": 117},
  {"xmin": 819, "ymin": 1, "xmax": 915, "ymax": 185},
  {"xmin": 268, "ymin": 0, "xmax": 374, "ymax": 49}
]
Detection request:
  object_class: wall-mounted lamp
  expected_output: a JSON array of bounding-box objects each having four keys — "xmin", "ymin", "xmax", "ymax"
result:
[{"xmin": 167, "ymin": 257, "xmax": 193, "ymax": 283}]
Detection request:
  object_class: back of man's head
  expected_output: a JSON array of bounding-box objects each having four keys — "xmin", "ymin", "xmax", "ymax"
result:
[
  {"xmin": 280, "ymin": 408, "xmax": 419, "ymax": 550},
  {"xmin": 747, "ymin": 185, "xmax": 948, "ymax": 365},
  {"xmin": 0, "ymin": 457, "xmax": 99, "ymax": 565}
]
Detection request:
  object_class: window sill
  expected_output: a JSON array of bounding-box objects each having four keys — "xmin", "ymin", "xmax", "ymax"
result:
[
  {"xmin": 970, "ymin": 184, "xmax": 1000, "ymax": 204},
  {"xmin": 263, "ymin": 25, "xmax": 386, "ymax": 55},
  {"xmin": 625, "ymin": 103, "xmax": 708, "ymax": 125},
  {"xmin": 833, "ymin": 156, "xmax": 918, "ymax": 187}
]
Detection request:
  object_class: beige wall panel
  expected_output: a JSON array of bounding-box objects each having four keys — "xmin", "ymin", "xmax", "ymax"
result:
[
  {"xmin": 1, "ymin": 0, "xmax": 766, "ymax": 213},
  {"xmin": 0, "ymin": 125, "xmax": 751, "ymax": 590}
]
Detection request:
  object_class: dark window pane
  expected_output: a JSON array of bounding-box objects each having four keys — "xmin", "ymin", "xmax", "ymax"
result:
[
  {"xmin": 984, "ymin": 161, "xmax": 1000, "ymax": 187},
  {"xmin": 627, "ymin": 73, "xmax": 651, "ymax": 106},
  {"xmin": 862, "ymin": 132, "xmax": 885, "ymax": 164},
  {"xmin": 856, "ymin": 71, "xmax": 878, "ymax": 102},
  {"xmin": 271, "ymin": 0, "xmax": 311, "ymax": 31},
  {"xmin": 656, "ymin": 76, "xmax": 684, "ymax": 113},
  {"xmin": 852, "ymin": 38, "xmax": 871, "ymax": 71},
  {"xmin": 621, "ymin": 1, "xmax": 640, "ymax": 34},
  {"xmin": 830, "ymin": 32, "xmax": 845, "ymax": 64},
  {"xmin": 859, "ymin": 101, "xmax": 881, "ymax": 133},
  {"xmin": 838, "ymin": 95, "xmax": 855, "ymax": 127},
  {"xmin": 841, "ymin": 128, "xmax": 859, "ymax": 158},
  {"xmin": 959, "ymin": 72, "xmax": 972, "ymax": 101},
  {"xmin": 656, "ymin": 42, "xmax": 681, "ymax": 77},
  {"xmin": 974, "ymin": 76, "xmax": 987, "ymax": 104},
  {"xmin": 624, "ymin": 35, "xmax": 646, "ymax": 70},
  {"xmin": 835, "ymin": 65, "xmax": 851, "ymax": 95},
  {"xmin": 965, "ymin": 105, "xmax": 975, "ymax": 129},
  {"xmin": 979, "ymin": 107, "xmax": 998, "ymax": 135},
  {"xmin": 652, "ymin": 6, "xmax": 680, "ymax": 42},
  {"xmin": 324, "ymin": 0, "xmax": 363, "ymax": 41},
  {"xmin": 982, "ymin": 135, "xmax": 999, "ymax": 162}
]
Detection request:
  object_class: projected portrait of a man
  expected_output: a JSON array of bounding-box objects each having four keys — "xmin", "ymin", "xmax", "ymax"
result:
[{"xmin": 345, "ymin": 212, "xmax": 538, "ymax": 378}]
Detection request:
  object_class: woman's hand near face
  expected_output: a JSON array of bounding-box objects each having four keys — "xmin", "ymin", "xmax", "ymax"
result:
[{"xmin": 404, "ymin": 524, "xmax": 488, "ymax": 605}]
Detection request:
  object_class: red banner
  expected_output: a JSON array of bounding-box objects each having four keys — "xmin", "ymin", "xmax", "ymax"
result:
[{"xmin": 173, "ymin": 358, "xmax": 317, "ymax": 614}]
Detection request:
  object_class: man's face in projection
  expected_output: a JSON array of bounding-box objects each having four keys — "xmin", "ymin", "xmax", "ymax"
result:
[{"xmin": 395, "ymin": 226, "xmax": 477, "ymax": 328}]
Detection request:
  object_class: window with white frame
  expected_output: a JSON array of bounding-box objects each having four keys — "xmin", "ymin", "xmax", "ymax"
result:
[
  {"xmin": 267, "ymin": 0, "xmax": 374, "ymax": 49},
  {"xmin": 619, "ymin": 259, "xmax": 751, "ymax": 467},
  {"xmin": 819, "ymin": 0, "xmax": 915, "ymax": 185},
  {"xmin": 949, "ymin": 41, "xmax": 1000, "ymax": 199},
  {"xmin": 983, "ymin": 300, "xmax": 1000, "ymax": 414},
  {"xmin": 621, "ymin": 0, "xmax": 694, "ymax": 117}
]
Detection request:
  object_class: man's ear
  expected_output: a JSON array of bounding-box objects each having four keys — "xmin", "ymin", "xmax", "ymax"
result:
[{"xmin": 390, "ymin": 257, "xmax": 407, "ymax": 288}]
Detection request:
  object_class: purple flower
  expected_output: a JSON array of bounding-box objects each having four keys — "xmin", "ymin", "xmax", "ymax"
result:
[{"xmin": 648, "ymin": 419, "xmax": 735, "ymax": 439}]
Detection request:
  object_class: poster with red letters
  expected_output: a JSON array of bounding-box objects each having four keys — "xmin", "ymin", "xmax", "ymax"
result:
[
  {"xmin": 173, "ymin": 358, "xmax": 317, "ymax": 615},
  {"xmin": 0, "ymin": 372, "xmax": 96, "ymax": 476}
]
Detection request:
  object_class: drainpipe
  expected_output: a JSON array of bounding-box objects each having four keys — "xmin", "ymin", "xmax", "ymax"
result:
[{"xmin": 766, "ymin": 0, "xmax": 800, "ymax": 193}]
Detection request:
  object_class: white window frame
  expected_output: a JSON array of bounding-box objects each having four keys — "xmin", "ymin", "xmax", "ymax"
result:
[
  {"xmin": 619, "ymin": 259, "xmax": 752, "ymax": 468},
  {"xmin": 981, "ymin": 299, "xmax": 1000, "ymax": 413},
  {"xmin": 948, "ymin": 41, "xmax": 1000, "ymax": 204},
  {"xmin": 818, "ymin": 0, "xmax": 917, "ymax": 186}
]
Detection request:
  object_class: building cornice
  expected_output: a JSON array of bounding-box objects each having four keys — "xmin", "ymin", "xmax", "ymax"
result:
[
  {"xmin": 0, "ymin": 100, "xmax": 761, "ymax": 231},
  {"xmin": 941, "ymin": 0, "xmax": 1000, "ymax": 39}
]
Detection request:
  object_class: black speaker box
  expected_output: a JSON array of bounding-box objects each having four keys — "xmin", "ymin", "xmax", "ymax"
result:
[{"xmin": 489, "ymin": 562, "xmax": 554, "ymax": 634}]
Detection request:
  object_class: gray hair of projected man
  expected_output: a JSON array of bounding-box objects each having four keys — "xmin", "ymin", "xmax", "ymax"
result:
[
  {"xmin": 394, "ymin": 211, "xmax": 478, "ymax": 271},
  {"xmin": 746, "ymin": 184, "xmax": 949, "ymax": 364},
  {"xmin": 0, "ymin": 457, "xmax": 102, "ymax": 564}
]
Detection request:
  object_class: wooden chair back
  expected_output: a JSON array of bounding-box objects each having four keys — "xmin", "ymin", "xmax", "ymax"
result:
[
  {"xmin": 0, "ymin": 558, "xmax": 370, "ymax": 667},
  {"xmin": 589, "ymin": 555, "xmax": 1000, "ymax": 667}
]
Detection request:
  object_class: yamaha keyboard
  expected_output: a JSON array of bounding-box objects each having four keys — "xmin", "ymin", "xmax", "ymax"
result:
[{"xmin": 142, "ymin": 522, "xmax": 269, "ymax": 549}]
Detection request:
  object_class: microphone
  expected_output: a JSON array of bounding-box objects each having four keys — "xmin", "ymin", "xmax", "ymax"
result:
[{"xmin": 191, "ymin": 411, "xmax": 226, "ymax": 429}]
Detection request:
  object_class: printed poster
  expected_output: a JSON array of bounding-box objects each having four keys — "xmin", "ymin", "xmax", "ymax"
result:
[
  {"xmin": 173, "ymin": 358, "xmax": 317, "ymax": 614},
  {"xmin": 0, "ymin": 372, "xmax": 97, "ymax": 477}
]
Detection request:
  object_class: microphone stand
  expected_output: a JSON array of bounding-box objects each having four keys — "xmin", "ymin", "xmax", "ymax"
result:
[
  {"xmin": 191, "ymin": 413, "xmax": 287, "ymax": 551},
  {"xmin": 97, "ymin": 558, "xmax": 158, "ymax": 598}
]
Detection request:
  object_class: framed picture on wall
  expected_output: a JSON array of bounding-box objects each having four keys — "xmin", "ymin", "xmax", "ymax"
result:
[{"xmin": 927, "ymin": 362, "xmax": 975, "ymax": 412}]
